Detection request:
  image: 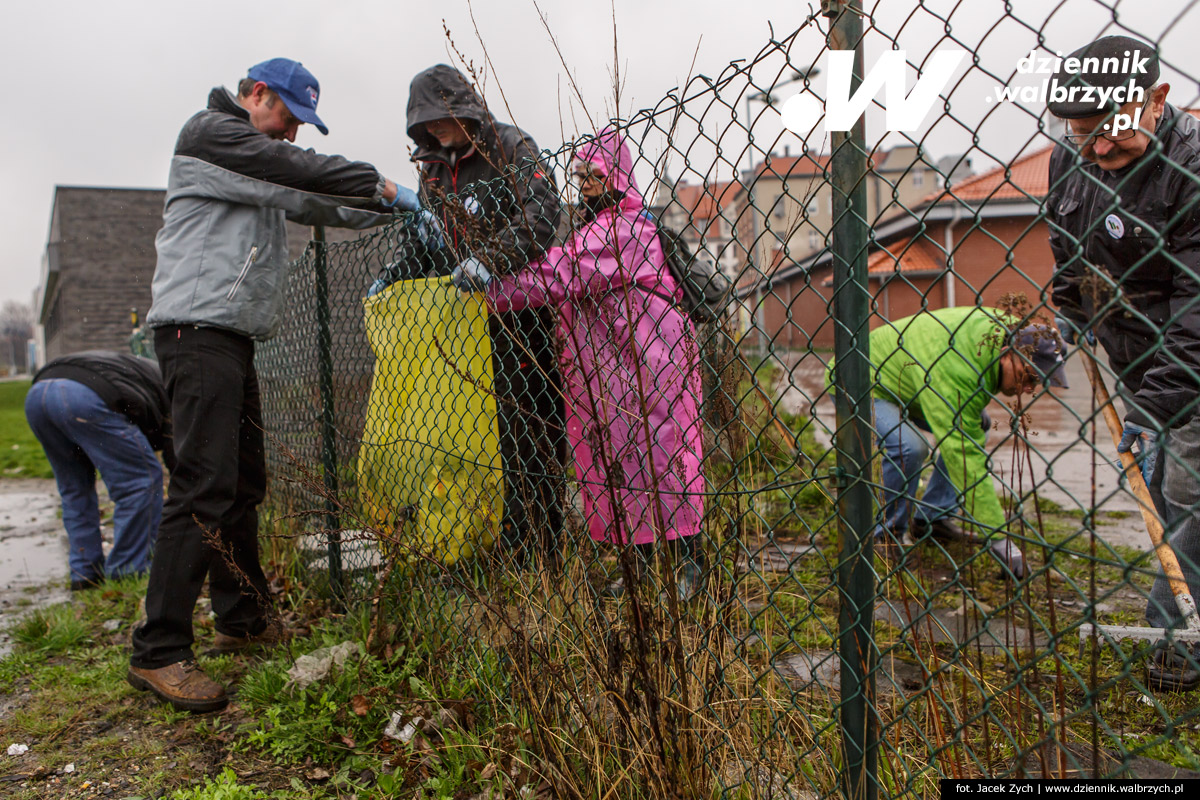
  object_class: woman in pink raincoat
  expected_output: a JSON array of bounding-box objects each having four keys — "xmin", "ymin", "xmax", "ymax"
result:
[{"xmin": 462, "ymin": 127, "xmax": 705, "ymax": 596}]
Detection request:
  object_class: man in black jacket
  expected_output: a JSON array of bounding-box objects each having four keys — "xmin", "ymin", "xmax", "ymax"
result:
[
  {"xmin": 26, "ymin": 351, "xmax": 173, "ymax": 591},
  {"xmin": 406, "ymin": 64, "xmax": 565, "ymax": 566},
  {"xmin": 1047, "ymin": 35, "xmax": 1200, "ymax": 691}
]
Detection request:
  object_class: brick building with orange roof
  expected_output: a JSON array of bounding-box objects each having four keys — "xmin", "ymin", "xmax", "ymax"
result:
[
  {"xmin": 654, "ymin": 178, "xmax": 745, "ymax": 281},
  {"xmin": 748, "ymin": 143, "xmax": 1055, "ymax": 350},
  {"xmin": 746, "ymin": 110, "xmax": 1200, "ymax": 350}
]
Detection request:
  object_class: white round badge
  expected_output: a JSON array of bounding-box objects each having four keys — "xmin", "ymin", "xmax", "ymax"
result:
[{"xmin": 1105, "ymin": 214, "xmax": 1125, "ymax": 239}]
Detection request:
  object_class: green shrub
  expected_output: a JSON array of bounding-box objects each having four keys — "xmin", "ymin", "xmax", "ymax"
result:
[
  {"xmin": 170, "ymin": 768, "xmax": 268, "ymax": 800},
  {"xmin": 236, "ymin": 641, "xmax": 420, "ymax": 766}
]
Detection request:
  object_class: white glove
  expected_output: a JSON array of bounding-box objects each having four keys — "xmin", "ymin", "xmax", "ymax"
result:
[
  {"xmin": 988, "ymin": 538, "xmax": 1027, "ymax": 580},
  {"xmin": 450, "ymin": 257, "xmax": 492, "ymax": 292}
]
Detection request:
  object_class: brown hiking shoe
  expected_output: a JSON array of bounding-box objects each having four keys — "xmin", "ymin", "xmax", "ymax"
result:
[
  {"xmin": 212, "ymin": 619, "xmax": 289, "ymax": 653},
  {"xmin": 127, "ymin": 659, "xmax": 228, "ymax": 712}
]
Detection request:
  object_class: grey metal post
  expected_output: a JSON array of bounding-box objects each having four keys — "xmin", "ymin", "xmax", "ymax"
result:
[{"xmin": 824, "ymin": 1, "xmax": 878, "ymax": 799}]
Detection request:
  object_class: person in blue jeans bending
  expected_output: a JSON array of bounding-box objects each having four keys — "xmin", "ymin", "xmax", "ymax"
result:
[
  {"xmin": 828, "ymin": 307, "xmax": 1069, "ymax": 580},
  {"xmin": 25, "ymin": 351, "xmax": 174, "ymax": 590}
]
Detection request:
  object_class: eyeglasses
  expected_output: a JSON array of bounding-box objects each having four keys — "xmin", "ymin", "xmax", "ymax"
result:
[
  {"xmin": 1063, "ymin": 127, "xmax": 1139, "ymax": 147},
  {"xmin": 1063, "ymin": 107, "xmax": 1144, "ymax": 147},
  {"xmin": 570, "ymin": 168, "xmax": 606, "ymax": 183}
]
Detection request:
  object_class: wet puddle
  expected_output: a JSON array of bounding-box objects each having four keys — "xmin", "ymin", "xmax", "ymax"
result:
[{"xmin": 0, "ymin": 479, "xmax": 68, "ymax": 657}]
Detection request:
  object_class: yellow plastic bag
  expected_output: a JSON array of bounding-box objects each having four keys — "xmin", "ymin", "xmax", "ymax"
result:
[{"xmin": 357, "ymin": 277, "xmax": 502, "ymax": 565}]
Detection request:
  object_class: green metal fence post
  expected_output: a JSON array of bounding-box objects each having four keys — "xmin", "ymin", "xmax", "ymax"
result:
[
  {"xmin": 824, "ymin": 1, "xmax": 878, "ymax": 798},
  {"xmin": 312, "ymin": 224, "xmax": 344, "ymax": 602}
]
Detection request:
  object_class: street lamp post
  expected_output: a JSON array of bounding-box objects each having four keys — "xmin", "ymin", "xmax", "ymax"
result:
[
  {"xmin": 742, "ymin": 68, "xmax": 819, "ymax": 353},
  {"xmin": 742, "ymin": 68, "xmax": 819, "ymax": 178}
]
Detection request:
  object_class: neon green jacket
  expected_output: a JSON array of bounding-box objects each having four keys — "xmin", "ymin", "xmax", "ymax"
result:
[{"xmin": 828, "ymin": 306, "xmax": 1014, "ymax": 535}]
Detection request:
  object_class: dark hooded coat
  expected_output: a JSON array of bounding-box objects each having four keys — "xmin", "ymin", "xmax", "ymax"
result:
[
  {"xmin": 406, "ymin": 65, "xmax": 564, "ymax": 553},
  {"xmin": 406, "ymin": 65, "xmax": 560, "ymax": 271}
]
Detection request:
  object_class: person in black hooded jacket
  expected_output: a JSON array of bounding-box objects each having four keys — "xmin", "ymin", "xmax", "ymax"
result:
[{"xmin": 406, "ymin": 64, "xmax": 564, "ymax": 566}]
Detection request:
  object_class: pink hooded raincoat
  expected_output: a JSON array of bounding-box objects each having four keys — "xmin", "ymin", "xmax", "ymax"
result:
[{"xmin": 487, "ymin": 128, "xmax": 705, "ymax": 545}]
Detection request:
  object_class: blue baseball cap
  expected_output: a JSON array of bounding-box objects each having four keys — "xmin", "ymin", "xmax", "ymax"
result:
[{"xmin": 246, "ymin": 58, "xmax": 328, "ymax": 135}]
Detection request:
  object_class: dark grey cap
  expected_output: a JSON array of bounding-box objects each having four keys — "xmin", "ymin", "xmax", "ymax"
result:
[
  {"xmin": 1011, "ymin": 324, "xmax": 1069, "ymax": 388},
  {"xmin": 1047, "ymin": 35, "xmax": 1159, "ymax": 119}
]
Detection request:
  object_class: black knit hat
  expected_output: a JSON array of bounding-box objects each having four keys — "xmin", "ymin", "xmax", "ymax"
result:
[{"xmin": 1047, "ymin": 35, "xmax": 1159, "ymax": 119}]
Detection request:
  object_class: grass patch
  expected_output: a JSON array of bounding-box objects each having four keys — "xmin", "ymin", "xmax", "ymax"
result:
[
  {"xmin": 170, "ymin": 768, "xmax": 273, "ymax": 800},
  {"xmin": 1, "ymin": 349, "xmax": 1196, "ymax": 797},
  {"xmin": 0, "ymin": 379, "xmax": 52, "ymax": 479},
  {"xmin": 10, "ymin": 604, "xmax": 90, "ymax": 653},
  {"xmin": 0, "ymin": 576, "xmax": 268, "ymax": 799}
]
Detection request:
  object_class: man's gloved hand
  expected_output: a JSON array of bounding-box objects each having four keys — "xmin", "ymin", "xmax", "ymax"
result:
[
  {"xmin": 1055, "ymin": 314, "xmax": 1096, "ymax": 347},
  {"xmin": 987, "ymin": 538, "xmax": 1027, "ymax": 581},
  {"xmin": 366, "ymin": 259, "xmax": 408, "ymax": 298},
  {"xmin": 980, "ymin": 407, "xmax": 992, "ymax": 432},
  {"xmin": 384, "ymin": 183, "xmax": 420, "ymax": 213},
  {"xmin": 450, "ymin": 257, "xmax": 492, "ymax": 292},
  {"xmin": 366, "ymin": 277, "xmax": 389, "ymax": 298},
  {"xmin": 414, "ymin": 209, "xmax": 444, "ymax": 250},
  {"xmin": 1117, "ymin": 419, "xmax": 1160, "ymax": 486}
]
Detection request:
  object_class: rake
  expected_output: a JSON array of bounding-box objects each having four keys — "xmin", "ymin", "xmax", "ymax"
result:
[{"xmin": 1076, "ymin": 345, "xmax": 1200, "ymax": 644}]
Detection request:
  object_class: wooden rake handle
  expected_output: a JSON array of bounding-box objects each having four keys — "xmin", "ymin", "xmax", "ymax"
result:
[{"xmin": 1079, "ymin": 346, "xmax": 1200, "ymax": 631}]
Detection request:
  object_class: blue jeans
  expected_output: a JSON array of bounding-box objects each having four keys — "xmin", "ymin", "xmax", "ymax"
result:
[
  {"xmin": 24, "ymin": 378, "xmax": 164, "ymax": 582},
  {"xmin": 1144, "ymin": 413, "xmax": 1200, "ymax": 629},
  {"xmin": 873, "ymin": 397, "xmax": 961, "ymax": 536}
]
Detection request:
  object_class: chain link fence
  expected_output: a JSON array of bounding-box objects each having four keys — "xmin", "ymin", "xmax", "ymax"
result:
[{"xmin": 253, "ymin": 2, "xmax": 1200, "ymax": 796}]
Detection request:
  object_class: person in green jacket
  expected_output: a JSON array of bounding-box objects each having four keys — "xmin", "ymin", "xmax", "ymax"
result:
[{"xmin": 828, "ymin": 306, "xmax": 1068, "ymax": 579}]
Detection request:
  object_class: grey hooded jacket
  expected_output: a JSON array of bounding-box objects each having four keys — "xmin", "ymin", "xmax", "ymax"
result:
[{"xmin": 148, "ymin": 87, "xmax": 393, "ymax": 339}]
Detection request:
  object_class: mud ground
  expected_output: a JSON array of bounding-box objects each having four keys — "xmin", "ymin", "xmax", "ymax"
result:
[{"xmin": 0, "ymin": 479, "xmax": 68, "ymax": 658}]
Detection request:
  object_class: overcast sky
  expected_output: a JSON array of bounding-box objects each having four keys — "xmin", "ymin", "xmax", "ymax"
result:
[{"xmin": 3, "ymin": 0, "xmax": 1197, "ymax": 312}]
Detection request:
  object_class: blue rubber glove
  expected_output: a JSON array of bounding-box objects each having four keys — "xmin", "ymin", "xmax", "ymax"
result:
[
  {"xmin": 1117, "ymin": 419, "xmax": 1160, "ymax": 486},
  {"xmin": 1055, "ymin": 314, "xmax": 1095, "ymax": 347},
  {"xmin": 384, "ymin": 183, "xmax": 420, "ymax": 212},
  {"xmin": 414, "ymin": 209, "xmax": 444, "ymax": 250},
  {"xmin": 450, "ymin": 257, "xmax": 492, "ymax": 292},
  {"xmin": 988, "ymin": 538, "xmax": 1027, "ymax": 581},
  {"xmin": 366, "ymin": 259, "xmax": 405, "ymax": 298}
]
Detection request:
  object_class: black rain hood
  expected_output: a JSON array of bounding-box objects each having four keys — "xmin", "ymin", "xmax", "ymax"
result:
[{"xmin": 407, "ymin": 65, "xmax": 491, "ymax": 157}]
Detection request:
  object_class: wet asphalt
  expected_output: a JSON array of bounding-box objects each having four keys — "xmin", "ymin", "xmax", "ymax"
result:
[{"xmin": 0, "ymin": 478, "xmax": 68, "ymax": 657}]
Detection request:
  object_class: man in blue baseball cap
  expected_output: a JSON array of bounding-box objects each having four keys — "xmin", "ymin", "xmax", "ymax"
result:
[
  {"xmin": 245, "ymin": 58, "xmax": 329, "ymax": 136},
  {"xmin": 128, "ymin": 58, "xmax": 423, "ymax": 713}
]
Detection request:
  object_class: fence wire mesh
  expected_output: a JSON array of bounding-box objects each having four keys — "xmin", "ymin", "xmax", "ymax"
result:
[{"xmin": 253, "ymin": 2, "xmax": 1200, "ymax": 796}]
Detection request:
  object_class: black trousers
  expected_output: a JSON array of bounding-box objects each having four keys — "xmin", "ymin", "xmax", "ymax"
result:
[
  {"xmin": 130, "ymin": 326, "xmax": 270, "ymax": 669},
  {"xmin": 490, "ymin": 307, "xmax": 565, "ymax": 562}
]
